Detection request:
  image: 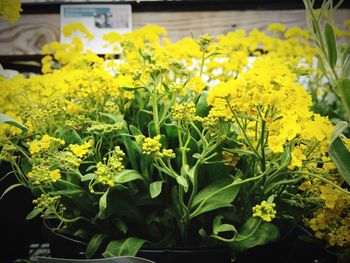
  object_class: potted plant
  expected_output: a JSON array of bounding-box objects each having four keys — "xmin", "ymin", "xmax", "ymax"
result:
[{"xmin": 1, "ymin": 1, "xmax": 349, "ymax": 262}]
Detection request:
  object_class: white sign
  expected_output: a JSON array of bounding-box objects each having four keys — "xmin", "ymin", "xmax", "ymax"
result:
[{"xmin": 60, "ymin": 4, "xmax": 132, "ymax": 53}]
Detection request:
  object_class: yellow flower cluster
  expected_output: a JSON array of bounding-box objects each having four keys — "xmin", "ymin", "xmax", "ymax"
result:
[
  {"xmin": 142, "ymin": 136, "xmax": 162, "ymax": 156},
  {"xmin": 186, "ymin": 76, "xmax": 206, "ymax": 94},
  {"xmin": 32, "ymin": 194, "xmax": 65, "ymax": 217},
  {"xmin": 28, "ymin": 135, "xmax": 65, "ymax": 155},
  {"xmin": 62, "ymin": 22, "xmax": 94, "ymax": 39},
  {"xmin": 141, "ymin": 136, "xmax": 175, "ymax": 158},
  {"xmin": 69, "ymin": 141, "xmax": 92, "ymax": 158},
  {"xmin": 95, "ymin": 146, "xmax": 126, "ymax": 187},
  {"xmin": 222, "ymin": 151, "xmax": 240, "ymax": 167},
  {"xmin": 252, "ymin": 201, "xmax": 277, "ymax": 222},
  {"xmin": 96, "ymin": 162, "xmax": 115, "ymax": 187},
  {"xmin": 0, "ymin": 0, "xmax": 21, "ymax": 24},
  {"xmin": 58, "ymin": 151, "xmax": 82, "ymax": 168},
  {"xmin": 172, "ymin": 102, "xmax": 196, "ymax": 122},
  {"xmin": 206, "ymin": 54, "xmax": 333, "ymax": 168},
  {"xmin": 108, "ymin": 146, "xmax": 125, "ymax": 172},
  {"xmin": 307, "ymin": 208, "xmax": 350, "ymax": 247},
  {"xmin": 267, "ymin": 23, "xmax": 286, "ymax": 33},
  {"xmin": 28, "ymin": 167, "xmax": 61, "ymax": 185},
  {"xmin": 0, "ymin": 143, "xmax": 16, "ymax": 162}
]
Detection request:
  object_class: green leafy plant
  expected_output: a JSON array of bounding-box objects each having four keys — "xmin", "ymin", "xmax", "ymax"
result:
[
  {"xmin": 1, "ymin": 14, "xmax": 350, "ymax": 260},
  {"xmin": 304, "ymin": 0, "xmax": 350, "ymax": 185}
]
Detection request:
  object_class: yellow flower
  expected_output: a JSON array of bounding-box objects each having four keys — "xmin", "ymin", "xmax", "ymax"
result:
[
  {"xmin": 172, "ymin": 102, "xmax": 196, "ymax": 122},
  {"xmin": 95, "ymin": 162, "xmax": 115, "ymax": 187},
  {"xmin": 284, "ymin": 27, "xmax": 309, "ymax": 38},
  {"xmin": 103, "ymin": 32, "xmax": 122, "ymax": 44},
  {"xmin": 268, "ymin": 135, "xmax": 285, "ymax": 153},
  {"xmin": 28, "ymin": 141, "xmax": 41, "ymax": 155},
  {"xmin": 0, "ymin": 0, "xmax": 22, "ymax": 24},
  {"xmin": 69, "ymin": 141, "xmax": 92, "ymax": 158},
  {"xmin": 288, "ymin": 146, "xmax": 306, "ymax": 169},
  {"xmin": 186, "ymin": 76, "xmax": 206, "ymax": 93},
  {"xmin": 162, "ymin": 149, "xmax": 176, "ymax": 158},
  {"xmin": 267, "ymin": 23, "xmax": 286, "ymax": 33},
  {"xmin": 222, "ymin": 151, "xmax": 239, "ymax": 166},
  {"xmin": 108, "ymin": 146, "xmax": 125, "ymax": 172},
  {"xmin": 142, "ymin": 136, "xmax": 162, "ymax": 157},
  {"xmin": 62, "ymin": 22, "xmax": 94, "ymax": 39},
  {"xmin": 27, "ymin": 135, "xmax": 65, "ymax": 155},
  {"xmin": 49, "ymin": 169, "xmax": 61, "ymax": 182},
  {"xmin": 252, "ymin": 201, "xmax": 277, "ymax": 222}
]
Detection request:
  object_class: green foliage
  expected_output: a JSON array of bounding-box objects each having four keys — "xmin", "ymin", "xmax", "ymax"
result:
[
  {"xmin": 86, "ymin": 233, "xmax": 107, "ymax": 258},
  {"xmin": 4, "ymin": 11, "xmax": 350, "ymax": 259},
  {"xmin": 232, "ymin": 217, "xmax": 279, "ymax": 252},
  {"xmin": 103, "ymin": 238, "xmax": 145, "ymax": 257},
  {"xmin": 190, "ymin": 178, "xmax": 240, "ymax": 218},
  {"xmin": 0, "ymin": 113, "xmax": 27, "ymax": 131},
  {"xmin": 324, "ymin": 23, "xmax": 337, "ymax": 69},
  {"xmin": 329, "ymin": 137, "xmax": 350, "ymax": 186}
]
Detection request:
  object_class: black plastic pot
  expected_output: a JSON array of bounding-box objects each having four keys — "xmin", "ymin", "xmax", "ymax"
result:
[
  {"xmin": 42, "ymin": 219, "xmax": 87, "ymax": 259},
  {"xmin": 37, "ymin": 256, "xmax": 155, "ymax": 263},
  {"xmin": 0, "ymin": 161, "xmax": 44, "ymax": 262},
  {"xmin": 137, "ymin": 247, "xmax": 232, "ymax": 263},
  {"xmin": 42, "ymin": 219, "xmax": 232, "ymax": 263},
  {"xmin": 236, "ymin": 223, "xmax": 337, "ymax": 263}
]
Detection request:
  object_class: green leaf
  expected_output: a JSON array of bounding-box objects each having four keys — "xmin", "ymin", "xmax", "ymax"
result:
[
  {"xmin": 196, "ymin": 91, "xmax": 210, "ymax": 117},
  {"xmin": 123, "ymin": 136, "xmax": 140, "ymax": 170},
  {"xmin": 81, "ymin": 173, "xmax": 97, "ymax": 182},
  {"xmin": 129, "ymin": 125, "xmax": 142, "ymax": 136},
  {"xmin": 0, "ymin": 64, "xmax": 6, "ymax": 78},
  {"xmin": 148, "ymin": 121, "xmax": 156, "ymax": 137},
  {"xmin": 0, "ymin": 113, "xmax": 27, "ymax": 131},
  {"xmin": 115, "ymin": 169, "xmax": 143, "ymax": 184},
  {"xmin": 233, "ymin": 217, "xmax": 279, "ymax": 251},
  {"xmin": 57, "ymin": 127, "xmax": 82, "ymax": 145},
  {"xmin": 99, "ymin": 112, "xmax": 125, "ymax": 124},
  {"xmin": 98, "ymin": 188, "xmax": 109, "ymax": 219},
  {"xmin": 330, "ymin": 121, "xmax": 348, "ymax": 145},
  {"xmin": 164, "ymin": 122, "xmax": 178, "ymax": 138},
  {"xmin": 103, "ymin": 237, "xmax": 145, "ymax": 257},
  {"xmin": 329, "ymin": 137, "xmax": 350, "ymax": 186},
  {"xmin": 176, "ymin": 176, "xmax": 188, "ymax": 192},
  {"xmin": 149, "ymin": 181, "xmax": 163, "ymax": 198},
  {"xmin": 50, "ymin": 189, "xmax": 85, "ymax": 196},
  {"xmin": 116, "ymin": 219, "xmax": 128, "ymax": 234},
  {"xmin": 316, "ymin": 53, "xmax": 327, "ymax": 76},
  {"xmin": 162, "ymin": 82, "xmax": 170, "ymax": 93},
  {"xmin": 212, "ymin": 215, "xmax": 237, "ymax": 236},
  {"xmin": 98, "ymin": 188, "xmax": 142, "ymax": 220},
  {"xmin": 86, "ymin": 233, "xmax": 107, "ymax": 258},
  {"xmin": 153, "ymin": 163, "xmax": 174, "ymax": 178},
  {"xmin": 26, "ymin": 208, "xmax": 42, "ymax": 220},
  {"xmin": 342, "ymin": 48, "xmax": 350, "ymax": 78},
  {"xmin": 223, "ymin": 147, "xmax": 258, "ymax": 158},
  {"xmin": 338, "ymin": 79, "xmax": 350, "ymax": 122},
  {"xmin": 0, "ymin": 183, "xmax": 22, "ymax": 200},
  {"xmin": 324, "ymin": 23, "xmax": 337, "ymax": 69},
  {"xmin": 120, "ymin": 86, "xmax": 145, "ymax": 91},
  {"xmin": 190, "ymin": 178, "xmax": 240, "ymax": 218}
]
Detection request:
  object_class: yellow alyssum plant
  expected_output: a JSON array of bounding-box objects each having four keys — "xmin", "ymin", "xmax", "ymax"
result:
[
  {"xmin": 0, "ymin": 0, "xmax": 21, "ymax": 24},
  {"xmin": 0, "ymin": 11, "xmax": 349, "ymax": 260}
]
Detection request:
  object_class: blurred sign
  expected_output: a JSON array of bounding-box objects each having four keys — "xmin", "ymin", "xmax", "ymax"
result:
[{"xmin": 60, "ymin": 4, "xmax": 132, "ymax": 53}]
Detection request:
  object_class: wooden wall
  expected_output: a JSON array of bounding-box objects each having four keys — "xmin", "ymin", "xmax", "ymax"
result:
[{"xmin": 0, "ymin": 8, "xmax": 349, "ymax": 55}]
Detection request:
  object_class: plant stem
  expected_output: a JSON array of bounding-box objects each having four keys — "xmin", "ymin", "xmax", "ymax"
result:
[
  {"xmin": 199, "ymin": 51, "xmax": 205, "ymax": 77},
  {"xmin": 152, "ymin": 76, "xmax": 161, "ymax": 136},
  {"xmin": 289, "ymin": 171, "xmax": 350, "ymax": 196}
]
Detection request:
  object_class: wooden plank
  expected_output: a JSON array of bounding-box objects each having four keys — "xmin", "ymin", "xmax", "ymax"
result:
[{"xmin": 0, "ymin": 9, "xmax": 349, "ymax": 55}]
